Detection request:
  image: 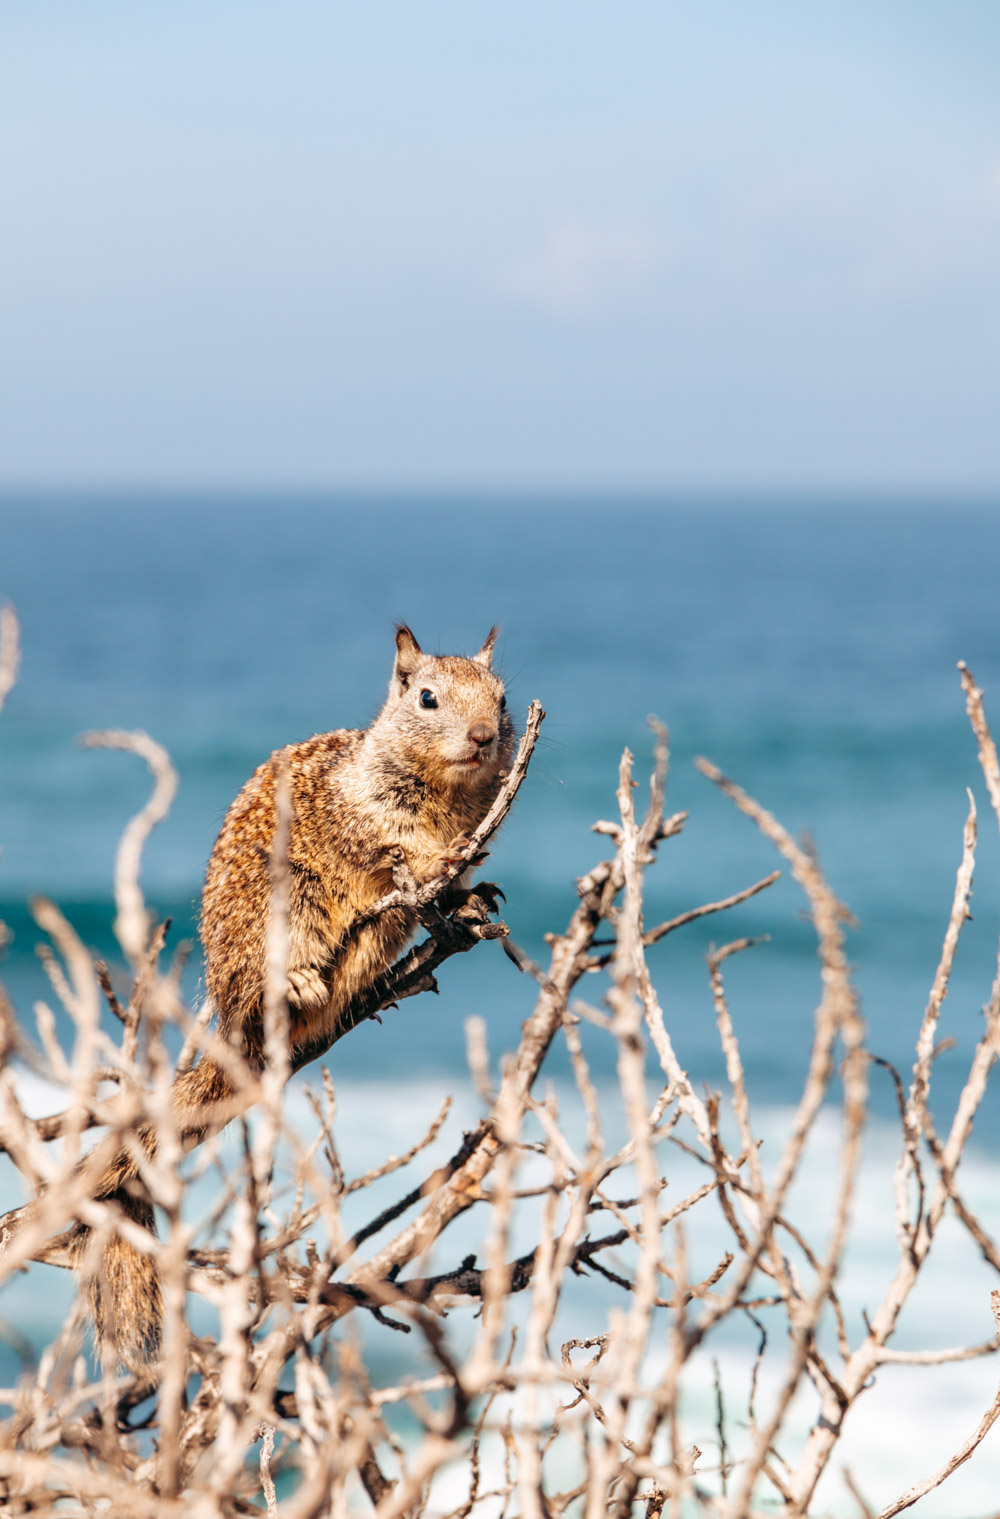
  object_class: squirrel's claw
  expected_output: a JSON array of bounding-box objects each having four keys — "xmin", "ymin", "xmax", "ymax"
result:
[
  {"xmin": 436, "ymin": 834, "xmax": 490, "ymax": 872},
  {"xmin": 427, "ymin": 834, "xmax": 471, "ymax": 876},
  {"xmin": 445, "ymin": 831, "xmax": 473, "ymax": 862},
  {"xmin": 450, "ymin": 881, "xmax": 505, "ymax": 923}
]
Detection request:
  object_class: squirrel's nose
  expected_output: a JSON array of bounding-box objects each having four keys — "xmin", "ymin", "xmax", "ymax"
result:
[{"xmin": 468, "ymin": 722, "xmax": 495, "ymax": 749}]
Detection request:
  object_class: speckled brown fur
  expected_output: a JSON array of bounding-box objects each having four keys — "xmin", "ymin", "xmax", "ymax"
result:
[{"xmin": 77, "ymin": 626, "xmax": 514, "ymax": 1370}]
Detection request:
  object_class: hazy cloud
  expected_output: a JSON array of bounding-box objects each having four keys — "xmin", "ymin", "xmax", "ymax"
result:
[
  {"xmin": 3, "ymin": 4, "xmax": 1000, "ymax": 487},
  {"xmin": 505, "ymin": 221, "xmax": 661, "ymax": 316}
]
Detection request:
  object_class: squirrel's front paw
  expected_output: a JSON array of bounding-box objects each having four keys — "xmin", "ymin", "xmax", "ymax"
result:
[
  {"xmin": 287, "ymin": 965, "xmax": 330, "ymax": 1011},
  {"xmin": 432, "ymin": 838, "xmax": 468, "ymax": 874},
  {"xmin": 450, "ymin": 881, "xmax": 506, "ymax": 925},
  {"xmin": 428, "ymin": 834, "xmax": 488, "ymax": 880}
]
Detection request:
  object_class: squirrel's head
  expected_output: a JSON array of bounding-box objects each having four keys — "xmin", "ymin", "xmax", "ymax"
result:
[{"xmin": 378, "ymin": 624, "xmax": 515, "ymax": 788}]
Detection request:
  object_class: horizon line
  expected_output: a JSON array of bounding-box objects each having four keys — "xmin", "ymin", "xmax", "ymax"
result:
[{"xmin": 2, "ymin": 482, "xmax": 1000, "ymax": 505}]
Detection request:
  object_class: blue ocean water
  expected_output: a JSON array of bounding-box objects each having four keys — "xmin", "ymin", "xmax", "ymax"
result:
[{"xmin": 1, "ymin": 493, "xmax": 1000, "ymax": 1134}]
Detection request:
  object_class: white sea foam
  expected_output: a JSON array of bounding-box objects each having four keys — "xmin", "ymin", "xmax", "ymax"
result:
[{"xmin": 9, "ymin": 1067, "xmax": 71, "ymax": 1120}]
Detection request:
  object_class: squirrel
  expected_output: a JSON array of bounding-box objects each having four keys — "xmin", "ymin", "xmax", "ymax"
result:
[{"xmin": 68, "ymin": 624, "xmax": 515, "ymax": 1372}]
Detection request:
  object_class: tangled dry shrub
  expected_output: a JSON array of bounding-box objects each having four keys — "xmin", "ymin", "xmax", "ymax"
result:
[{"xmin": 1, "ymin": 604, "xmax": 999, "ymax": 1518}]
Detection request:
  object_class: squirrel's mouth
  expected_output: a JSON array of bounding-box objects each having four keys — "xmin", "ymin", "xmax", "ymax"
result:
[{"xmin": 453, "ymin": 751, "xmax": 492, "ymax": 771}]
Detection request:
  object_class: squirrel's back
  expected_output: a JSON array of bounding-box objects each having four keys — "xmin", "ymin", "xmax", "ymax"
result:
[{"xmin": 200, "ymin": 727, "xmax": 365, "ymax": 1060}]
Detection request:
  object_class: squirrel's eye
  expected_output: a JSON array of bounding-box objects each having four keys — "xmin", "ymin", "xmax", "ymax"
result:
[
  {"xmin": 500, "ymin": 695, "xmax": 507, "ymax": 711},
  {"xmin": 419, "ymin": 689, "xmax": 438, "ymax": 710}
]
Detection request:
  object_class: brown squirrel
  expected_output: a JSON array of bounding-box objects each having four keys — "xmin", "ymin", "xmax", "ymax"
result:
[{"xmin": 71, "ymin": 624, "xmax": 514, "ymax": 1371}]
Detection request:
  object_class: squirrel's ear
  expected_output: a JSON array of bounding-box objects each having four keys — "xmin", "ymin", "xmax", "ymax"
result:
[
  {"xmin": 473, "ymin": 625, "xmax": 500, "ymax": 668},
  {"xmin": 392, "ymin": 624, "xmax": 423, "ymax": 695}
]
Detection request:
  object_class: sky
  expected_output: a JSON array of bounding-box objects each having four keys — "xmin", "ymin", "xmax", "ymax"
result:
[{"xmin": 3, "ymin": 2, "xmax": 1000, "ymax": 492}]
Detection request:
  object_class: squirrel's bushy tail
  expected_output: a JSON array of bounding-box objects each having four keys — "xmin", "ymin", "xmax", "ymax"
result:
[
  {"xmin": 69, "ymin": 1193, "xmax": 164, "ymax": 1370},
  {"xmin": 69, "ymin": 1058, "xmax": 236, "ymax": 1371}
]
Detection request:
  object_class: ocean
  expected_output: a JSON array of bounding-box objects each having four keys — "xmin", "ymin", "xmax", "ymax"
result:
[{"xmin": 2, "ymin": 493, "xmax": 1000, "ymax": 1510}]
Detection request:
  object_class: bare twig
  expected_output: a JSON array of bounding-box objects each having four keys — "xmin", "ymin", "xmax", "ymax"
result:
[
  {"xmin": 79, "ymin": 729, "xmax": 179, "ymax": 967},
  {"xmin": 874, "ymin": 1295, "xmax": 1000, "ymax": 1518}
]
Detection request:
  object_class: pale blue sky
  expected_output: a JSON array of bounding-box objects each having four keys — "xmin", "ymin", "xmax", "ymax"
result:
[{"xmin": 3, "ymin": 3, "xmax": 1000, "ymax": 490}]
